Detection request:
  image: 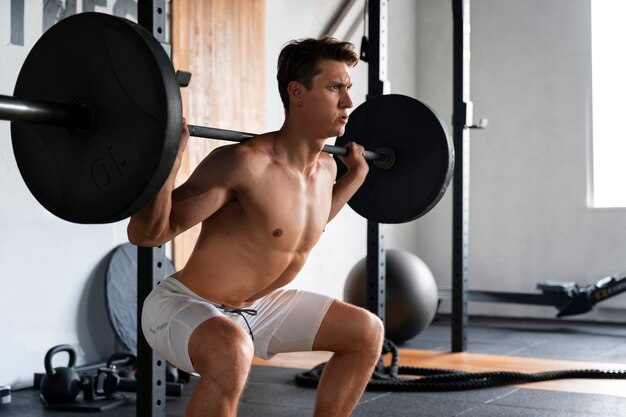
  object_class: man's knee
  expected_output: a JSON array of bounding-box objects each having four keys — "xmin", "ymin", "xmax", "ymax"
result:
[
  {"xmin": 188, "ymin": 317, "xmax": 254, "ymax": 387},
  {"xmin": 357, "ymin": 309, "xmax": 385, "ymax": 356},
  {"xmin": 314, "ymin": 301, "xmax": 384, "ymax": 359},
  {"xmin": 336, "ymin": 306, "xmax": 384, "ymax": 358}
]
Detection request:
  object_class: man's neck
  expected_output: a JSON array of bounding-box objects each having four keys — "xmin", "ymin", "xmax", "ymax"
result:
[{"xmin": 274, "ymin": 120, "xmax": 328, "ymax": 174}]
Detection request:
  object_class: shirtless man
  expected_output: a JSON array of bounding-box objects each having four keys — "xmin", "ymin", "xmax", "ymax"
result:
[{"xmin": 128, "ymin": 37, "xmax": 384, "ymax": 417}]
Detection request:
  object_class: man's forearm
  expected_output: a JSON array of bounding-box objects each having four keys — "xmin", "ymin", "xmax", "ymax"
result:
[{"xmin": 328, "ymin": 167, "xmax": 368, "ymax": 222}]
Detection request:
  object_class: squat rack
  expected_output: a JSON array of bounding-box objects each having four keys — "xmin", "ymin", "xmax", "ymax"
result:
[
  {"xmin": 132, "ymin": 0, "xmax": 476, "ymax": 415},
  {"xmin": 131, "ymin": 2, "xmax": 395, "ymax": 416}
]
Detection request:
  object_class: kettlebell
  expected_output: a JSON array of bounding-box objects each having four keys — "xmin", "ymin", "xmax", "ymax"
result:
[{"xmin": 40, "ymin": 345, "xmax": 81, "ymax": 403}]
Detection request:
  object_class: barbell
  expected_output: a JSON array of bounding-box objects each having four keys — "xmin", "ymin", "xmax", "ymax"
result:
[
  {"xmin": 0, "ymin": 95, "xmax": 393, "ymax": 165},
  {"xmin": 0, "ymin": 12, "xmax": 454, "ymax": 225}
]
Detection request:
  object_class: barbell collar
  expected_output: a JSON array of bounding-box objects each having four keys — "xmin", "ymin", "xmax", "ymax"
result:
[
  {"xmin": 187, "ymin": 124, "xmax": 390, "ymax": 165},
  {"xmin": 0, "ymin": 94, "xmax": 91, "ymax": 129}
]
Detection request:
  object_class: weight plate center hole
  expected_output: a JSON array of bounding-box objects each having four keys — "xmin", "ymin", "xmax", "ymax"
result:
[
  {"xmin": 374, "ymin": 147, "xmax": 396, "ymax": 169},
  {"xmin": 70, "ymin": 98, "xmax": 99, "ymax": 141}
]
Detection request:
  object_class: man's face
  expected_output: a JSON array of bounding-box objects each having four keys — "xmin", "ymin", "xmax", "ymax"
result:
[{"xmin": 299, "ymin": 59, "xmax": 354, "ymax": 139}]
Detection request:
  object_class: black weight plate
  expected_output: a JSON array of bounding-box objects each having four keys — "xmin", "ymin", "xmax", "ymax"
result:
[
  {"xmin": 11, "ymin": 13, "xmax": 181, "ymax": 223},
  {"xmin": 335, "ymin": 94, "xmax": 454, "ymax": 223},
  {"xmin": 105, "ymin": 243, "xmax": 176, "ymax": 354}
]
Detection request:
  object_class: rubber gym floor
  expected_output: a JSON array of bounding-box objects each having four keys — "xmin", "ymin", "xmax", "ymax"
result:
[{"xmin": 7, "ymin": 315, "xmax": 626, "ymax": 417}]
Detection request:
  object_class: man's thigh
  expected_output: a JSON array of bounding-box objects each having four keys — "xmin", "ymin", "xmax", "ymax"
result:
[
  {"xmin": 252, "ymin": 289, "xmax": 335, "ymax": 357},
  {"xmin": 312, "ymin": 299, "xmax": 381, "ymax": 352},
  {"xmin": 142, "ymin": 278, "xmax": 226, "ymax": 374}
]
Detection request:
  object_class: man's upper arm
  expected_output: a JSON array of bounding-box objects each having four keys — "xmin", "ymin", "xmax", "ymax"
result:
[{"xmin": 168, "ymin": 146, "xmax": 242, "ymax": 235}]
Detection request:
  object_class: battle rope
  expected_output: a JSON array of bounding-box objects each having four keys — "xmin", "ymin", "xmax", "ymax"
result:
[{"xmin": 294, "ymin": 339, "xmax": 626, "ymax": 392}]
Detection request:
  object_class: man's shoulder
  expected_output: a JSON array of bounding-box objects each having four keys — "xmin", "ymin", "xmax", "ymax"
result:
[
  {"xmin": 206, "ymin": 137, "xmax": 269, "ymax": 161},
  {"xmin": 205, "ymin": 135, "xmax": 273, "ymax": 178},
  {"xmin": 234, "ymin": 135, "xmax": 274, "ymax": 163},
  {"xmin": 318, "ymin": 150, "xmax": 338, "ymax": 174}
]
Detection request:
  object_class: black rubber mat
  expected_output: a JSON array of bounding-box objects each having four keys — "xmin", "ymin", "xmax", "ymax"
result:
[
  {"xmin": 8, "ymin": 365, "xmax": 626, "ymax": 417},
  {"xmin": 402, "ymin": 315, "xmax": 626, "ymax": 363},
  {"xmin": 6, "ymin": 317, "xmax": 626, "ymax": 417}
]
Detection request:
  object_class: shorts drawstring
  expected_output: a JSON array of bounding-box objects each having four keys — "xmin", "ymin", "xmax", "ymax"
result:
[{"xmin": 220, "ymin": 306, "xmax": 258, "ymax": 340}]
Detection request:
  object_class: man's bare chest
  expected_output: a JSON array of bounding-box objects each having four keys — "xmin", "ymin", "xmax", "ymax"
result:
[{"xmin": 238, "ymin": 172, "xmax": 333, "ymax": 250}]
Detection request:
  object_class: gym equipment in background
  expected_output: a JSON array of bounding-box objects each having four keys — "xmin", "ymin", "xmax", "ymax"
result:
[
  {"xmin": 439, "ymin": 272, "xmax": 626, "ymax": 318},
  {"xmin": 295, "ymin": 338, "xmax": 626, "ymax": 391},
  {"xmin": 39, "ymin": 345, "xmax": 81, "ymax": 404},
  {"xmin": 36, "ymin": 347, "xmax": 182, "ymax": 412},
  {"xmin": 38, "ymin": 345, "xmax": 128, "ymax": 412},
  {"xmin": 344, "ymin": 250, "xmax": 438, "ymax": 344}
]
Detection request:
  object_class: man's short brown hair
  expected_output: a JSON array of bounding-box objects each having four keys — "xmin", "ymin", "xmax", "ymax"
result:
[{"xmin": 277, "ymin": 37, "xmax": 358, "ymax": 114}]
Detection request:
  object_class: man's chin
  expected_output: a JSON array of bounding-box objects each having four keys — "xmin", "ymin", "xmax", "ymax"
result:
[{"xmin": 334, "ymin": 126, "xmax": 346, "ymax": 138}]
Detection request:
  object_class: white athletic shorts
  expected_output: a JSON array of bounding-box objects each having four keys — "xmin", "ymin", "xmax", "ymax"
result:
[{"xmin": 141, "ymin": 277, "xmax": 334, "ymax": 374}]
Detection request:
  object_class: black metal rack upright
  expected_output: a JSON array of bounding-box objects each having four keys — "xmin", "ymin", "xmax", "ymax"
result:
[
  {"xmin": 136, "ymin": 4, "xmax": 168, "ymax": 417},
  {"xmin": 364, "ymin": 0, "xmax": 389, "ymax": 326},
  {"xmin": 451, "ymin": 0, "xmax": 471, "ymax": 353}
]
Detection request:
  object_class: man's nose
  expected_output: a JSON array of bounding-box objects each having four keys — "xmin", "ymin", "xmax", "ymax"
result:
[{"xmin": 341, "ymin": 90, "xmax": 353, "ymax": 108}]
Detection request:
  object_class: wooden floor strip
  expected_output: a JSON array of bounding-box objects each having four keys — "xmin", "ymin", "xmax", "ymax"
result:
[{"xmin": 253, "ymin": 349, "xmax": 626, "ymax": 398}]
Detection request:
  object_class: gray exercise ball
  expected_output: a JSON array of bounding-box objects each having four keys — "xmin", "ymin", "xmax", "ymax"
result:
[{"xmin": 343, "ymin": 249, "xmax": 438, "ymax": 344}]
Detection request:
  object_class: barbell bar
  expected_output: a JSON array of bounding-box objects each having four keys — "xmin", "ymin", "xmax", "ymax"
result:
[
  {"xmin": 186, "ymin": 125, "xmax": 394, "ymax": 167},
  {"xmin": 2, "ymin": 12, "xmax": 454, "ymax": 225},
  {"xmin": 0, "ymin": 94, "xmax": 91, "ymax": 129},
  {"xmin": 0, "ymin": 95, "xmax": 394, "ymax": 167}
]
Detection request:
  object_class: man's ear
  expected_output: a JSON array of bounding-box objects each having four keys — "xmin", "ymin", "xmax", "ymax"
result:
[{"xmin": 288, "ymin": 81, "xmax": 304, "ymax": 108}]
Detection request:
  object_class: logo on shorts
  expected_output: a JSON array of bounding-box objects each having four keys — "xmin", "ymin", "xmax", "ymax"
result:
[{"xmin": 149, "ymin": 322, "xmax": 168, "ymax": 334}]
